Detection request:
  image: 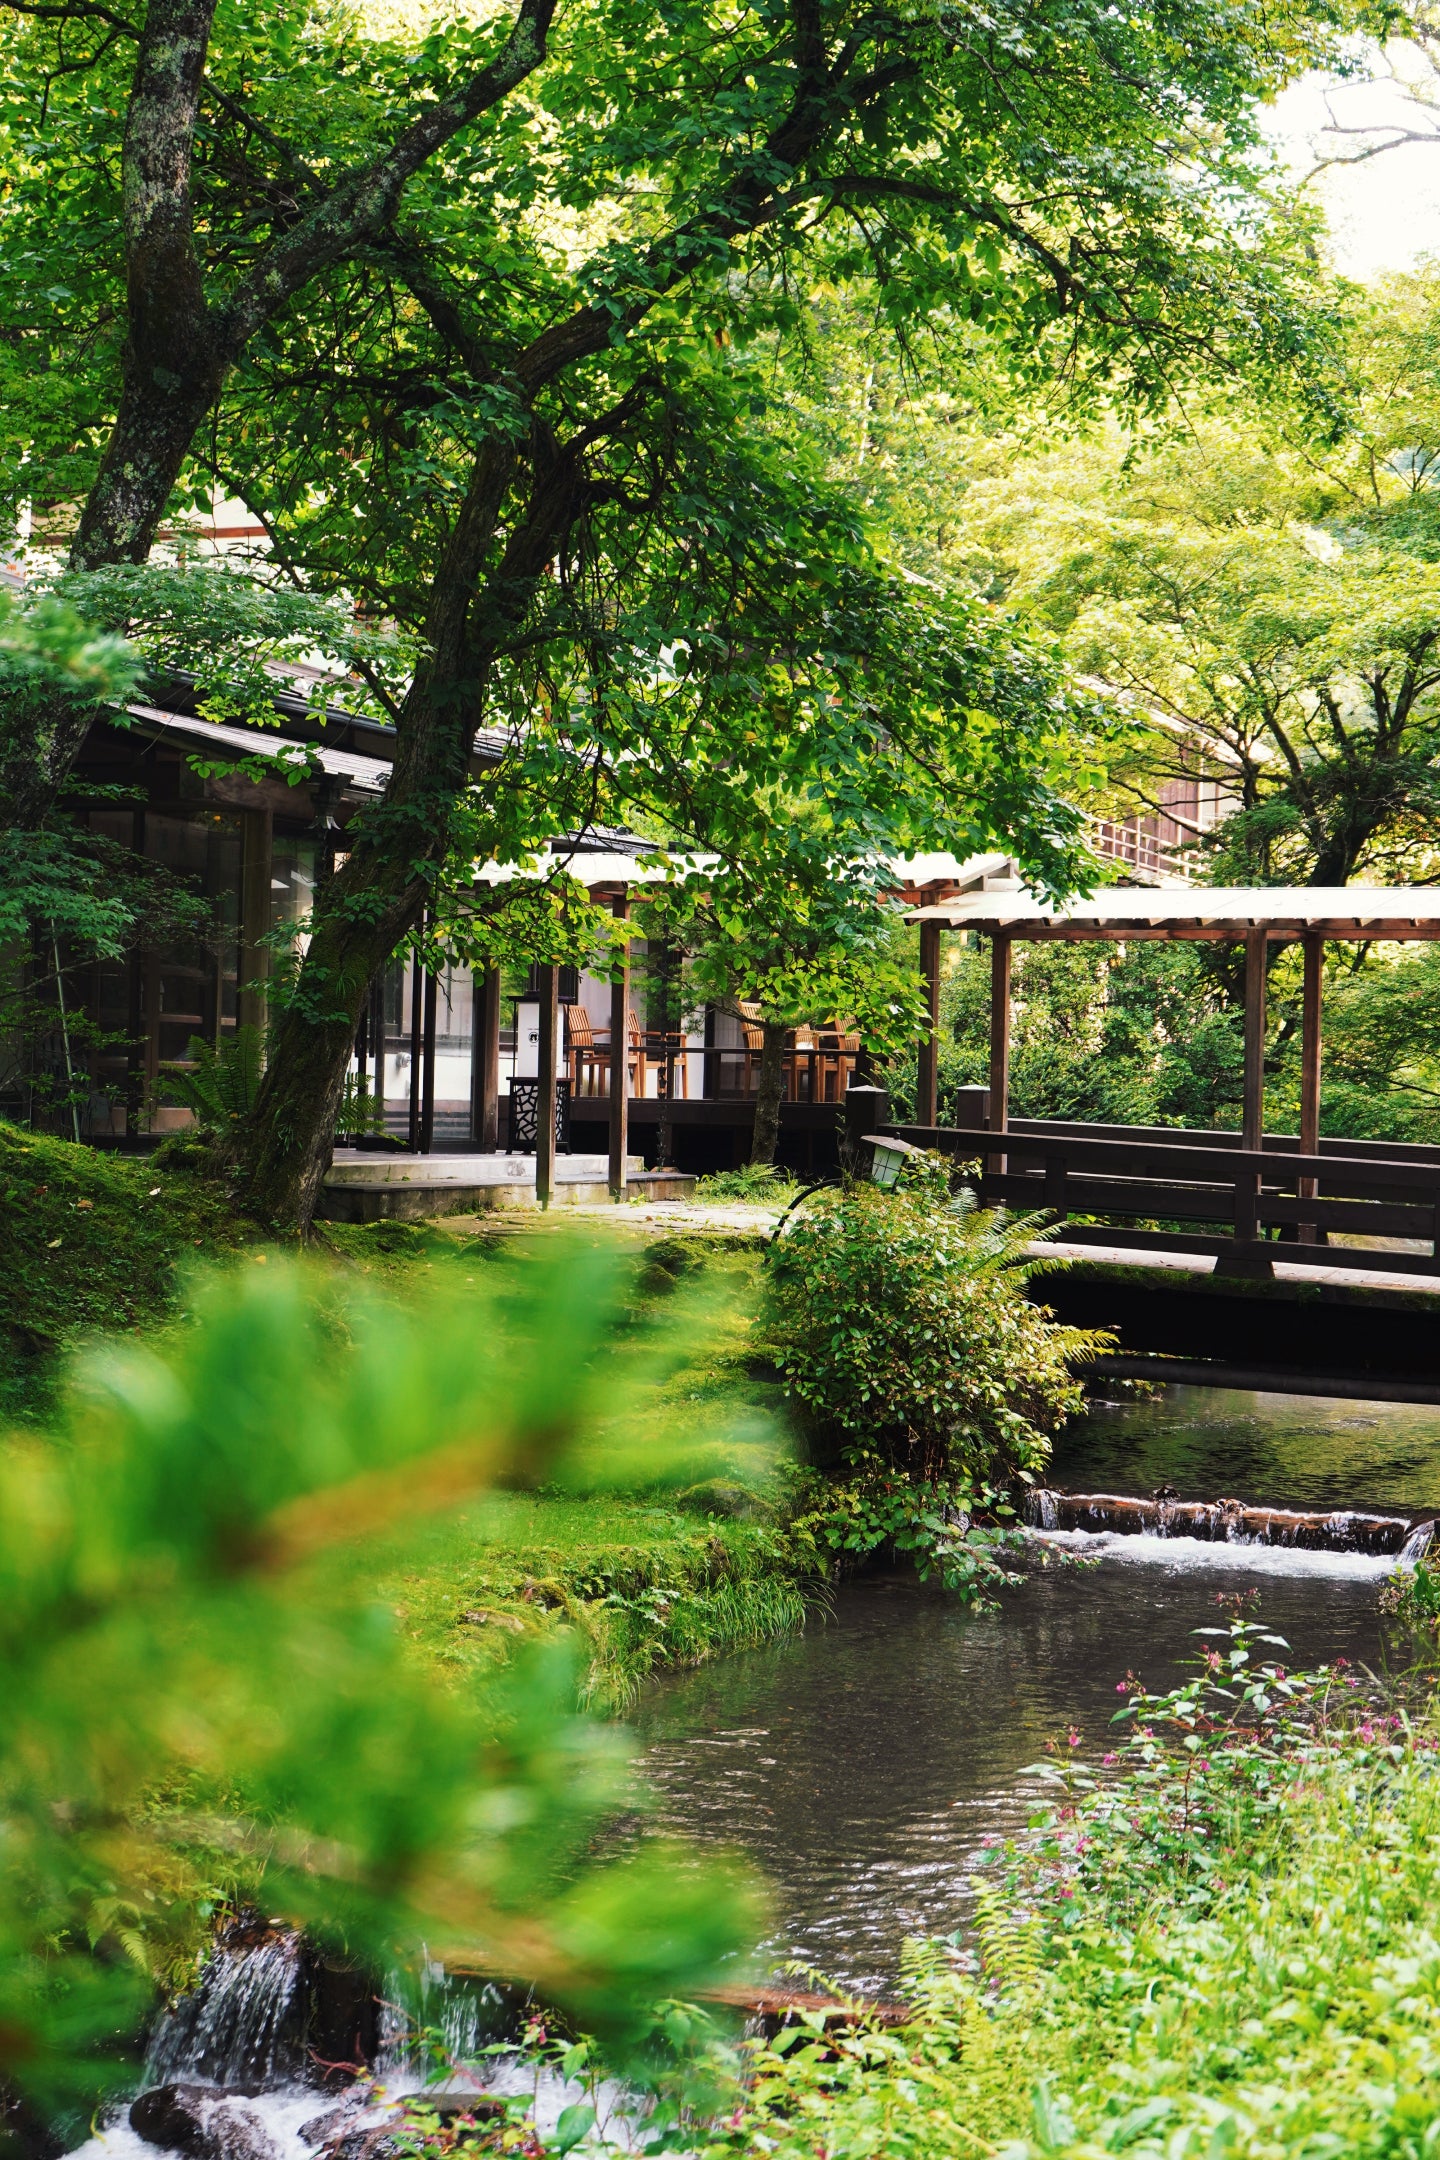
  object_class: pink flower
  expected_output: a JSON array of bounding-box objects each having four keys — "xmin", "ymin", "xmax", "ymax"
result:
[{"xmin": 1102, "ymin": 1752, "xmax": 1117, "ymax": 1767}]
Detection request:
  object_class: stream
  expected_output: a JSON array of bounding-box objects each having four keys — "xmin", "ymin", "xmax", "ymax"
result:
[{"xmin": 628, "ymin": 1384, "xmax": 1440, "ymax": 1991}]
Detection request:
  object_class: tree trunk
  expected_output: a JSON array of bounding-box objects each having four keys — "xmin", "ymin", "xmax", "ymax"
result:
[
  {"xmin": 750, "ymin": 1019, "xmax": 787, "ymax": 1167},
  {"xmin": 235, "ymin": 850, "xmax": 426, "ymax": 1229},
  {"xmin": 233, "ymin": 438, "xmax": 577, "ymax": 1230}
]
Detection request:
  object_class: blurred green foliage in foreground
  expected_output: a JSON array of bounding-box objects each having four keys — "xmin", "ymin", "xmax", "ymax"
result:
[{"xmin": 0, "ymin": 1239, "xmax": 765, "ymax": 2127}]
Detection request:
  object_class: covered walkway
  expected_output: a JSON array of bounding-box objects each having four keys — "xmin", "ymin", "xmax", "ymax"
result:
[{"xmin": 905, "ymin": 885, "xmax": 1440, "ymax": 1283}]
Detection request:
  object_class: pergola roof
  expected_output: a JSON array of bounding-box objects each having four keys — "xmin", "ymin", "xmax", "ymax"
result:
[{"xmin": 909, "ymin": 884, "xmax": 1440, "ymax": 941}]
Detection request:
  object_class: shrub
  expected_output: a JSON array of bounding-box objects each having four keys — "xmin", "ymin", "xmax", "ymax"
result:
[
  {"xmin": 0, "ymin": 1239, "xmax": 760, "ymax": 2127},
  {"xmin": 762, "ymin": 1182, "xmax": 1095, "ymax": 1489},
  {"xmin": 694, "ymin": 1163, "xmax": 800, "ymax": 1203}
]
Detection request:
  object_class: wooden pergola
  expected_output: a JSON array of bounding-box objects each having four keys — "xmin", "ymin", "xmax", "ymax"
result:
[{"xmin": 910, "ymin": 886, "xmax": 1440, "ymax": 1155}]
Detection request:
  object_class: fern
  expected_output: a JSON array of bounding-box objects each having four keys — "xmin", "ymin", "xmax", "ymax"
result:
[
  {"xmin": 159, "ymin": 1025, "xmax": 264, "ymax": 1128},
  {"xmin": 969, "ymin": 1875, "xmax": 1045, "ymax": 2001}
]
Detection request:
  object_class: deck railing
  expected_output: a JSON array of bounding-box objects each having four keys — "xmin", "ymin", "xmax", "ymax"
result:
[{"xmin": 890, "ymin": 1116, "xmax": 1440, "ymax": 1276}]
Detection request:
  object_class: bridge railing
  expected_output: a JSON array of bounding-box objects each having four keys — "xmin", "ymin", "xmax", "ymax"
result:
[{"xmin": 887, "ymin": 1118, "xmax": 1440, "ymax": 1276}]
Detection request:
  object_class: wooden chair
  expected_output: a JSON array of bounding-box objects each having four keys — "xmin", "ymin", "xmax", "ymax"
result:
[
  {"xmin": 583, "ymin": 1008, "xmax": 648, "ymax": 1096},
  {"xmin": 818, "ymin": 1023, "xmax": 861, "ymax": 1102},
  {"xmin": 564, "ymin": 1005, "xmax": 606, "ymax": 1096},
  {"xmin": 737, "ymin": 1001, "xmax": 765, "ymax": 1096}
]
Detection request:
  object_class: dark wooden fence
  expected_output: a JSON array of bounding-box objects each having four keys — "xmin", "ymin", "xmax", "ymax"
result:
[{"xmin": 888, "ymin": 1115, "xmax": 1440, "ymax": 1276}]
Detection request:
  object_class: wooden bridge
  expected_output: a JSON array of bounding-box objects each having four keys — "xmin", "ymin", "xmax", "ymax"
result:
[
  {"xmin": 886, "ymin": 883, "xmax": 1440, "ymax": 1407},
  {"xmin": 870, "ymin": 1108, "xmax": 1440, "ymax": 1406}
]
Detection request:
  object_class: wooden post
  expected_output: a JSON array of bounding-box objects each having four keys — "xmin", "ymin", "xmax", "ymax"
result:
[
  {"xmin": 608, "ymin": 900, "xmax": 630, "ymax": 1201},
  {"xmin": 419, "ymin": 965, "xmax": 438, "ymax": 1153},
  {"xmin": 1221, "ymin": 926, "xmax": 1271, "ymax": 1274},
  {"xmin": 1242, "ymin": 927, "xmax": 1267, "ymax": 1153},
  {"xmin": 1299, "ymin": 932, "xmax": 1323, "ymax": 1243},
  {"xmin": 536, "ymin": 962, "xmax": 558, "ymax": 1209},
  {"xmin": 987, "ymin": 932, "xmax": 1012, "ymax": 1184},
  {"xmin": 917, "ymin": 918, "xmax": 941, "ymax": 1127},
  {"xmin": 238, "ymin": 808, "xmax": 272, "ymax": 1038},
  {"xmin": 407, "ymin": 947, "xmax": 423, "ymax": 1149},
  {"xmin": 472, "ymin": 966, "xmax": 500, "ymax": 1150}
]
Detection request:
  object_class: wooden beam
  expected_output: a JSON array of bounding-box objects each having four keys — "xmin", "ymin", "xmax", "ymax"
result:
[
  {"xmin": 987, "ymin": 932, "xmax": 1011, "ymax": 1182},
  {"xmin": 916, "ymin": 918, "xmax": 941, "ymax": 1126},
  {"xmin": 608, "ymin": 901, "xmax": 630, "ymax": 1201},
  {"xmin": 536, "ymin": 962, "xmax": 558, "ymax": 1209},
  {"xmin": 472, "ymin": 966, "xmax": 500, "ymax": 1150},
  {"xmin": 1299, "ymin": 932, "xmax": 1323, "ymax": 1244}
]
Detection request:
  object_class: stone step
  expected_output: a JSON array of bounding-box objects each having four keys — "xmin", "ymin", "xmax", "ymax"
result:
[{"xmin": 324, "ymin": 1151, "xmax": 643, "ymax": 1188}]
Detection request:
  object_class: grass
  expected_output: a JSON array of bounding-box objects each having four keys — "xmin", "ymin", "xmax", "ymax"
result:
[
  {"xmin": 0, "ymin": 1129, "xmax": 818, "ymax": 1705},
  {"xmin": 692, "ymin": 1163, "xmax": 802, "ymax": 1204},
  {"xmin": 361, "ymin": 1490, "xmax": 815, "ymax": 1711},
  {"xmin": 0, "ymin": 1120, "xmax": 255, "ymax": 1419},
  {"xmin": 322, "ymin": 1225, "xmax": 818, "ymax": 1708}
]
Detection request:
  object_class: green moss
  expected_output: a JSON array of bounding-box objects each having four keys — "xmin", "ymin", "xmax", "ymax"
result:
[
  {"xmin": 0, "ymin": 1122, "xmax": 255, "ymax": 1419},
  {"xmin": 361, "ymin": 1489, "xmax": 816, "ymax": 1711},
  {"xmin": 0, "ymin": 1160, "xmax": 817, "ymax": 1699}
]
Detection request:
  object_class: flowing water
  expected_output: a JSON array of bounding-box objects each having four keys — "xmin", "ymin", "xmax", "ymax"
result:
[
  {"xmin": 1050, "ymin": 1383, "xmax": 1440, "ymax": 1514},
  {"xmin": 629, "ymin": 1385, "xmax": 1440, "ymax": 1992}
]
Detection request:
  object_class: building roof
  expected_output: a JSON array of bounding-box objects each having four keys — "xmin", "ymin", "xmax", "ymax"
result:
[
  {"xmin": 909, "ymin": 884, "xmax": 1440, "ymax": 941},
  {"xmin": 122, "ymin": 703, "xmax": 393, "ymax": 794}
]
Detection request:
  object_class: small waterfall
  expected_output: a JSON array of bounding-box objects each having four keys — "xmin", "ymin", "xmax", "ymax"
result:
[
  {"xmin": 1398, "ymin": 1519, "xmax": 1436, "ymax": 1567},
  {"xmin": 1028, "ymin": 1488, "xmax": 1435, "ymax": 1560},
  {"xmin": 376, "ymin": 1955, "xmax": 513, "ymax": 2082},
  {"xmin": 1027, "ymin": 1489, "xmax": 1059, "ymax": 1532},
  {"xmin": 145, "ymin": 1924, "xmax": 306, "ymax": 2092}
]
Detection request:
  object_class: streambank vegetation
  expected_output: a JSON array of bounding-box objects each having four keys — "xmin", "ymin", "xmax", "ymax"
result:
[{"xmin": 697, "ymin": 1617, "xmax": 1440, "ymax": 2160}]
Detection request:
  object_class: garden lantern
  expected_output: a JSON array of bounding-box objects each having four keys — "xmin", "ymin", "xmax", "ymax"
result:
[{"xmin": 860, "ymin": 1134, "xmax": 928, "ymax": 1190}]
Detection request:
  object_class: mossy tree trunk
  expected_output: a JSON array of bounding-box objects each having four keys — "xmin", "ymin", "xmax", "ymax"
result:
[{"xmin": 237, "ymin": 438, "xmax": 580, "ymax": 1232}]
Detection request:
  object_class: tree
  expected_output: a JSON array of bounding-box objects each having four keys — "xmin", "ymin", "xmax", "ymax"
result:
[
  {"xmin": 3, "ymin": 0, "xmax": 1381, "ymax": 1221},
  {"xmin": 844, "ymin": 273, "xmax": 1440, "ymax": 887}
]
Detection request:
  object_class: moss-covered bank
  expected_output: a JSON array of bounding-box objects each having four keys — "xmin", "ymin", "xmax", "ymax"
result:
[
  {"xmin": 0, "ymin": 1121, "xmax": 255, "ymax": 1418},
  {"xmin": 0, "ymin": 1128, "xmax": 816, "ymax": 1704}
]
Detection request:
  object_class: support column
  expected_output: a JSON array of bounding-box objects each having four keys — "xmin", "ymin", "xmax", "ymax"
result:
[
  {"xmin": 420, "ymin": 966, "xmax": 438, "ymax": 1153},
  {"xmin": 1222, "ymin": 925, "xmax": 1273, "ymax": 1274},
  {"xmin": 608, "ymin": 900, "xmax": 630, "ymax": 1201},
  {"xmin": 238, "ymin": 809, "xmax": 273, "ymax": 1038},
  {"xmin": 407, "ymin": 947, "xmax": 423, "ymax": 1150},
  {"xmin": 472, "ymin": 966, "xmax": 500, "ymax": 1149},
  {"xmin": 536, "ymin": 962, "xmax": 558, "ymax": 1209},
  {"xmin": 917, "ymin": 917, "xmax": 941, "ymax": 1127},
  {"xmin": 1242, "ymin": 927, "xmax": 1267, "ymax": 1154},
  {"xmin": 987, "ymin": 932, "xmax": 1012, "ymax": 1184},
  {"xmin": 1299, "ymin": 931, "xmax": 1323, "ymax": 1243}
]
